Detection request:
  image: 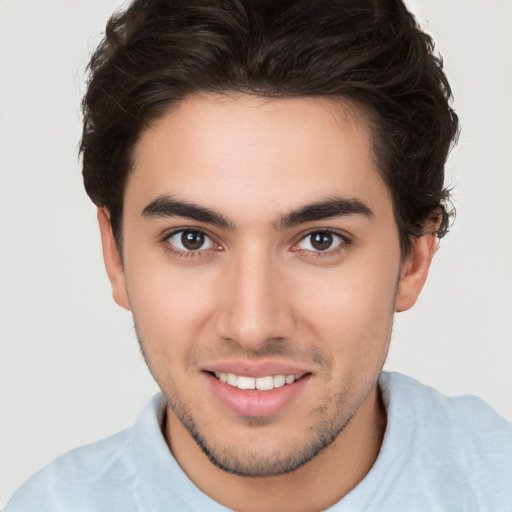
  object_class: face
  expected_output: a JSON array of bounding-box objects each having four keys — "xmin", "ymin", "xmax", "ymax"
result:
[{"xmin": 100, "ymin": 94, "xmax": 432, "ymax": 477}]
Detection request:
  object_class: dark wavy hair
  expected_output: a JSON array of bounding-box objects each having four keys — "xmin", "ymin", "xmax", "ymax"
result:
[{"xmin": 80, "ymin": 0, "xmax": 459, "ymax": 255}]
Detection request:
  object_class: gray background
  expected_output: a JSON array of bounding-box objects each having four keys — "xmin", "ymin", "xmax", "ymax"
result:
[{"xmin": 1, "ymin": 0, "xmax": 511, "ymax": 506}]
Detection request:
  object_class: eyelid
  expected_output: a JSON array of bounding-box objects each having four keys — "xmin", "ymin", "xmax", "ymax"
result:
[
  {"xmin": 162, "ymin": 225, "xmax": 215, "ymax": 241},
  {"xmin": 293, "ymin": 228, "xmax": 351, "ymax": 254},
  {"xmin": 162, "ymin": 227, "xmax": 222, "ymax": 256},
  {"xmin": 160, "ymin": 226, "xmax": 350, "ymax": 258},
  {"xmin": 168, "ymin": 230, "xmax": 213, "ymax": 251}
]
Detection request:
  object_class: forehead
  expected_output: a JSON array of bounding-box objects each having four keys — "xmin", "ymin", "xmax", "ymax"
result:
[{"xmin": 127, "ymin": 94, "xmax": 391, "ymax": 223}]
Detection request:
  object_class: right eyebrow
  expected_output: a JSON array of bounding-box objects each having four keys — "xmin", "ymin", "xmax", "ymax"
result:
[
  {"xmin": 275, "ymin": 197, "xmax": 374, "ymax": 230},
  {"xmin": 141, "ymin": 195, "xmax": 235, "ymax": 230}
]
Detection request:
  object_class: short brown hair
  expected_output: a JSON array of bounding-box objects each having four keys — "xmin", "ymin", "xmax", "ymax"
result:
[{"xmin": 81, "ymin": 0, "xmax": 459, "ymax": 254}]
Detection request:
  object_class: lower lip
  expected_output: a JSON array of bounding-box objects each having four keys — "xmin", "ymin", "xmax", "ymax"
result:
[{"xmin": 205, "ymin": 373, "xmax": 310, "ymax": 418}]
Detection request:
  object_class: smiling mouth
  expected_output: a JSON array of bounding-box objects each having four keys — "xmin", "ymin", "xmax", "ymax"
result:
[{"xmin": 211, "ymin": 372, "xmax": 304, "ymax": 391}]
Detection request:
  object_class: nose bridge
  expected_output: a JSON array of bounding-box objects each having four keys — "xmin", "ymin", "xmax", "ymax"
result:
[{"xmin": 215, "ymin": 243, "xmax": 292, "ymax": 349}]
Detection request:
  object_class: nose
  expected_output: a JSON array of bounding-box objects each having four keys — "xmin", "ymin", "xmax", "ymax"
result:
[{"xmin": 214, "ymin": 248, "xmax": 295, "ymax": 351}]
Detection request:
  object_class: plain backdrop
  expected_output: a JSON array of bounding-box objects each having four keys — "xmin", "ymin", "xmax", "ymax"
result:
[{"xmin": 0, "ymin": 0, "xmax": 511, "ymax": 506}]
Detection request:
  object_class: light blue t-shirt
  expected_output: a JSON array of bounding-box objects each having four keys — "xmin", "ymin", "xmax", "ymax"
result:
[{"xmin": 5, "ymin": 372, "xmax": 512, "ymax": 511}]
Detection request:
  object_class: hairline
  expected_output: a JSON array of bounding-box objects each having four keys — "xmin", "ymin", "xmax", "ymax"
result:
[{"xmin": 111, "ymin": 91, "xmax": 413, "ymax": 259}]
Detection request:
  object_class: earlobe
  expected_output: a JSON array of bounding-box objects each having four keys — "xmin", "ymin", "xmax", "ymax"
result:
[
  {"xmin": 97, "ymin": 208, "xmax": 131, "ymax": 311},
  {"xmin": 395, "ymin": 233, "xmax": 438, "ymax": 313}
]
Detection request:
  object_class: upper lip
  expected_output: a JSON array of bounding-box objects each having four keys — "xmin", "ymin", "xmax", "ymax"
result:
[{"xmin": 202, "ymin": 360, "xmax": 312, "ymax": 378}]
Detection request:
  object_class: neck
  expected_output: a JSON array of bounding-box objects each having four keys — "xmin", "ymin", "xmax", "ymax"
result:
[{"xmin": 165, "ymin": 385, "xmax": 386, "ymax": 512}]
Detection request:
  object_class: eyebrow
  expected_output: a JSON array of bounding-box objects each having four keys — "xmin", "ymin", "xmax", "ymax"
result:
[
  {"xmin": 142, "ymin": 195, "xmax": 234, "ymax": 229},
  {"xmin": 275, "ymin": 197, "xmax": 374, "ymax": 229},
  {"xmin": 141, "ymin": 195, "xmax": 373, "ymax": 230}
]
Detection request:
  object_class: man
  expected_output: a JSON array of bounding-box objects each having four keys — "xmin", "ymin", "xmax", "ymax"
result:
[{"xmin": 5, "ymin": 0, "xmax": 512, "ymax": 510}]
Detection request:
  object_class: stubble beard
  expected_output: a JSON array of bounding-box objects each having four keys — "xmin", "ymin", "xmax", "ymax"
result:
[
  {"xmin": 137, "ymin": 337, "xmax": 384, "ymax": 479},
  {"xmin": 162, "ymin": 383, "xmax": 358, "ymax": 478},
  {"xmin": 133, "ymin": 279, "xmax": 396, "ymax": 478}
]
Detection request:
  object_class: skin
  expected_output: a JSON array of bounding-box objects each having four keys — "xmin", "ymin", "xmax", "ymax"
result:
[{"xmin": 99, "ymin": 94, "xmax": 437, "ymax": 512}]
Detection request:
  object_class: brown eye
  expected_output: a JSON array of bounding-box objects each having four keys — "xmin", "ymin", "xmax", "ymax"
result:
[
  {"xmin": 311, "ymin": 232, "xmax": 333, "ymax": 250},
  {"xmin": 182, "ymin": 231, "xmax": 204, "ymax": 250},
  {"xmin": 297, "ymin": 231, "xmax": 344, "ymax": 252},
  {"xmin": 167, "ymin": 229, "xmax": 213, "ymax": 252}
]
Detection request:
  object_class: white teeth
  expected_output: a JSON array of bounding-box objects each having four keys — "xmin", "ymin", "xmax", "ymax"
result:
[
  {"xmin": 255, "ymin": 376, "xmax": 274, "ymax": 391},
  {"xmin": 215, "ymin": 372, "xmax": 299, "ymax": 390},
  {"xmin": 273, "ymin": 375, "xmax": 286, "ymax": 388},
  {"xmin": 285, "ymin": 375, "xmax": 295, "ymax": 384},
  {"xmin": 237, "ymin": 376, "xmax": 256, "ymax": 390}
]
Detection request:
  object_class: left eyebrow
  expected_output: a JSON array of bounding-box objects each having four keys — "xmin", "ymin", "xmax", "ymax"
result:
[
  {"xmin": 141, "ymin": 195, "xmax": 234, "ymax": 229},
  {"xmin": 275, "ymin": 197, "xmax": 374, "ymax": 229}
]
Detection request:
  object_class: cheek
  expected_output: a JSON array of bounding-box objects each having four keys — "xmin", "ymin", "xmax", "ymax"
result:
[
  {"xmin": 126, "ymin": 262, "xmax": 219, "ymax": 353},
  {"xmin": 295, "ymin": 251, "xmax": 399, "ymax": 353}
]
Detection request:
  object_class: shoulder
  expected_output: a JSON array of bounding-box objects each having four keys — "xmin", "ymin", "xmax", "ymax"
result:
[
  {"xmin": 4, "ymin": 428, "xmax": 137, "ymax": 512},
  {"xmin": 381, "ymin": 371, "xmax": 512, "ymax": 440},
  {"xmin": 377, "ymin": 372, "xmax": 512, "ymax": 507},
  {"xmin": 4, "ymin": 394, "xmax": 168, "ymax": 512},
  {"xmin": 5, "ymin": 394, "xmax": 228, "ymax": 512}
]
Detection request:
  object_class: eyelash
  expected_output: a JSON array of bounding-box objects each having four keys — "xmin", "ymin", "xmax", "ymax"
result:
[
  {"xmin": 161, "ymin": 228, "xmax": 351, "ymax": 259},
  {"xmin": 161, "ymin": 229, "xmax": 221, "ymax": 259},
  {"xmin": 293, "ymin": 229, "xmax": 350, "ymax": 257}
]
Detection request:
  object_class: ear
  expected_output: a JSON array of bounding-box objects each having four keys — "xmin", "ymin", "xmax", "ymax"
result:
[
  {"xmin": 97, "ymin": 208, "xmax": 131, "ymax": 311},
  {"xmin": 395, "ymin": 232, "xmax": 438, "ymax": 313}
]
